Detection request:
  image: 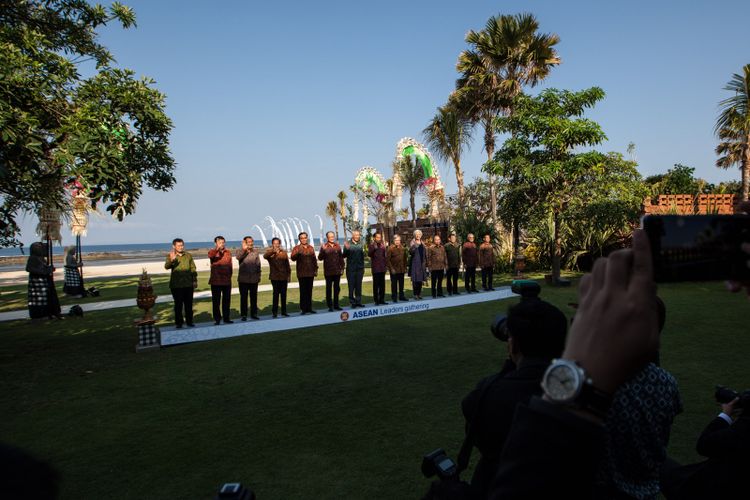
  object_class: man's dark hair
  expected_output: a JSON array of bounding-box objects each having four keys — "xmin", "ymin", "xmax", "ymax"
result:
[
  {"xmin": 243, "ymin": 236, "xmax": 253, "ymax": 242},
  {"xmin": 507, "ymin": 299, "xmax": 567, "ymax": 359},
  {"xmin": 271, "ymin": 237, "xmax": 280, "ymax": 244},
  {"xmin": 172, "ymin": 238, "xmax": 183, "ymax": 245},
  {"xmin": 214, "ymin": 235, "xmax": 225, "ymax": 243},
  {"xmin": 326, "ymin": 231, "xmax": 335, "ymax": 237},
  {"xmin": 298, "ymin": 232, "xmax": 307, "ymax": 239}
]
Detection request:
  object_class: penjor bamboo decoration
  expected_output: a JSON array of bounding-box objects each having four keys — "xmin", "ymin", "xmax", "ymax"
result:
[{"xmin": 70, "ymin": 194, "xmax": 89, "ymax": 237}]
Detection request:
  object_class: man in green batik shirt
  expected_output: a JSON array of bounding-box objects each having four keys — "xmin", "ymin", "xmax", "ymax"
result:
[
  {"xmin": 343, "ymin": 230, "xmax": 365, "ymax": 308},
  {"xmin": 164, "ymin": 238, "xmax": 197, "ymax": 328}
]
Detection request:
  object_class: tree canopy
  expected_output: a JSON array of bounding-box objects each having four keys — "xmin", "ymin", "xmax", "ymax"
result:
[
  {"xmin": 490, "ymin": 87, "xmax": 608, "ymax": 281},
  {"xmin": 0, "ymin": 0, "xmax": 176, "ymax": 246},
  {"xmin": 714, "ymin": 64, "xmax": 750, "ymax": 201}
]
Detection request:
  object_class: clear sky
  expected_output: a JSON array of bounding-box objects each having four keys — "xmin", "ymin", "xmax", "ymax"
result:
[{"xmin": 15, "ymin": 0, "xmax": 750, "ymax": 246}]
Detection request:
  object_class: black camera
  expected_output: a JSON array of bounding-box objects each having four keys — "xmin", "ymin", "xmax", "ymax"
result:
[
  {"xmin": 215, "ymin": 482, "xmax": 254, "ymax": 500},
  {"xmin": 715, "ymin": 385, "xmax": 750, "ymax": 411},
  {"xmin": 421, "ymin": 448, "xmax": 458, "ymax": 481},
  {"xmin": 491, "ymin": 280, "xmax": 542, "ymax": 341}
]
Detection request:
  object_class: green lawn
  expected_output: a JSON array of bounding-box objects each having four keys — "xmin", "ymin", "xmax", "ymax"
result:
[{"xmin": 0, "ymin": 276, "xmax": 747, "ymax": 499}]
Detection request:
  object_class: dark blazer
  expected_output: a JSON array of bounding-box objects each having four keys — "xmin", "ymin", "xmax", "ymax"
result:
[
  {"xmin": 488, "ymin": 397, "xmax": 605, "ymax": 499},
  {"xmin": 462, "ymin": 359, "xmax": 549, "ymax": 497},
  {"xmin": 662, "ymin": 415, "xmax": 750, "ymax": 499}
]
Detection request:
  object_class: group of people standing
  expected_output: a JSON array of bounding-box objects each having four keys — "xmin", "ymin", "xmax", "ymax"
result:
[
  {"xmin": 165, "ymin": 230, "xmax": 497, "ymax": 328},
  {"xmin": 25, "ymin": 243, "xmax": 86, "ymax": 320}
]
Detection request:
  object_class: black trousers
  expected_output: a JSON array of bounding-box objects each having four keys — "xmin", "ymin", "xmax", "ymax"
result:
[
  {"xmin": 346, "ymin": 268, "xmax": 364, "ymax": 306},
  {"xmin": 171, "ymin": 287, "xmax": 194, "ymax": 326},
  {"xmin": 465, "ymin": 268, "xmax": 477, "ymax": 291},
  {"xmin": 413, "ymin": 281, "xmax": 423, "ymax": 298},
  {"xmin": 373, "ymin": 272, "xmax": 386, "ymax": 304},
  {"xmin": 325, "ymin": 275, "xmax": 341, "ymax": 309},
  {"xmin": 446, "ymin": 267, "xmax": 459, "ymax": 294},
  {"xmin": 431, "ymin": 270, "xmax": 445, "ymax": 297},
  {"xmin": 211, "ymin": 285, "xmax": 231, "ymax": 322},
  {"xmin": 239, "ymin": 282, "xmax": 258, "ymax": 318},
  {"xmin": 271, "ymin": 280, "xmax": 288, "ymax": 315},
  {"xmin": 299, "ymin": 276, "xmax": 314, "ymax": 312},
  {"xmin": 390, "ymin": 272, "xmax": 406, "ymax": 301},
  {"xmin": 481, "ymin": 267, "xmax": 494, "ymax": 290}
]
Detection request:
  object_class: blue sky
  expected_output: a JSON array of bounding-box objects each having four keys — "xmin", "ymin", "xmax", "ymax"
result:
[{"xmin": 15, "ymin": 0, "xmax": 750, "ymax": 246}]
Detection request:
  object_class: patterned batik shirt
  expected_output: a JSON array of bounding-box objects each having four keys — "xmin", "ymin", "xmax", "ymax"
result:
[{"xmin": 598, "ymin": 362, "xmax": 683, "ymax": 499}]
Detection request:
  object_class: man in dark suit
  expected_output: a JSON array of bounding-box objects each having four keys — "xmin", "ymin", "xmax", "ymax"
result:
[
  {"xmin": 661, "ymin": 395, "xmax": 749, "ymax": 499},
  {"xmin": 461, "ymin": 297, "xmax": 567, "ymax": 498}
]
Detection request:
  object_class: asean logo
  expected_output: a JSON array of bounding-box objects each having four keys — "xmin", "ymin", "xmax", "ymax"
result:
[{"xmin": 340, "ymin": 311, "xmax": 349, "ymax": 322}]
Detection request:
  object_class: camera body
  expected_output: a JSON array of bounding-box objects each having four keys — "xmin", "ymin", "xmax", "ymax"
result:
[
  {"xmin": 421, "ymin": 448, "xmax": 458, "ymax": 481},
  {"xmin": 216, "ymin": 483, "xmax": 254, "ymax": 500},
  {"xmin": 491, "ymin": 280, "xmax": 542, "ymax": 342},
  {"xmin": 715, "ymin": 385, "xmax": 750, "ymax": 411}
]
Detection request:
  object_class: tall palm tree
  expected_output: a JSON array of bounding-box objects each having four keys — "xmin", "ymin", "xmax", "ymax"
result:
[
  {"xmin": 325, "ymin": 200, "xmax": 339, "ymax": 239},
  {"xmin": 454, "ymin": 12, "xmax": 560, "ymax": 225},
  {"xmin": 337, "ymin": 190, "xmax": 348, "ymax": 239},
  {"xmin": 394, "ymin": 156, "xmax": 426, "ymax": 228},
  {"xmin": 422, "ymin": 105, "xmax": 473, "ymax": 208},
  {"xmin": 715, "ymin": 64, "xmax": 750, "ymax": 201}
]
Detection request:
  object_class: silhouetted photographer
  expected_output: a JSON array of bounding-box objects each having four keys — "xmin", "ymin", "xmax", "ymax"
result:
[
  {"xmin": 661, "ymin": 387, "xmax": 750, "ymax": 499},
  {"xmin": 423, "ymin": 282, "xmax": 567, "ymax": 499}
]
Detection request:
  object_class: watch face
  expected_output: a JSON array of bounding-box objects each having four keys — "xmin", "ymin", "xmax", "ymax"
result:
[{"xmin": 543, "ymin": 362, "xmax": 582, "ymax": 403}]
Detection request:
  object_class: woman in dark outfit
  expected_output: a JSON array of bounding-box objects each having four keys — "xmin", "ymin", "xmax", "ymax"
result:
[{"xmin": 26, "ymin": 242, "xmax": 62, "ymax": 319}]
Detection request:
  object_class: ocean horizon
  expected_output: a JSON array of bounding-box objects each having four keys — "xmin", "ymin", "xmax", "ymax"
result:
[{"xmin": 0, "ymin": 238, "xmax": 351, "ymax": 258}]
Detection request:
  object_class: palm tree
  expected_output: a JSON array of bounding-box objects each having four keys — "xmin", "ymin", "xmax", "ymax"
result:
[
  {"xmin": 337, "ymin": 190, "xmax": 348, "ymax": 239},
  {"xmin": 454, "ymin": 12, "xmax": 560, "ymax": 225},
  {"xmin": 325, "ymin": 200, "xmax": 339, "ymax": 239},
  {"xmin": 422, "ymin": 105, "xmax": 473, "ymax": 208},
  {"xmin": 715, "ymin": 64, "xmax": 750, "ymax": 201},
  {"xmin": 394, "ymin": 156, "xmax": 426, "ymax": 228}
]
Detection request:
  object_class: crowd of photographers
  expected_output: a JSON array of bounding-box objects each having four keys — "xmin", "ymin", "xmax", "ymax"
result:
[{"xmin": 422, "ymin": 228, "xmax": 749, "ymax": 500}]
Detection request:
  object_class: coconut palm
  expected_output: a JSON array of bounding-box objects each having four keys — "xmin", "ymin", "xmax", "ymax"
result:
[
  {"xmin": 325, "ymin": 200, "xmax": 339, "ymax": 239},
  {"xmin": 715, "ymin": 64, "xmax": 750, "ymax": 201},
  {"xmin": 422, "ymin": 105, "xmax": 473, "ymax": 208},
  {"xmin": 454, "ymin": 12, "xmax": 560, "ymax": 224},
  {"xmin": 337, "ymin": 190, "xmax": 348, "ymax": 239},
  {"xmin": 394, "ymin": 156, "xmax": 426, "ymax": 228}
]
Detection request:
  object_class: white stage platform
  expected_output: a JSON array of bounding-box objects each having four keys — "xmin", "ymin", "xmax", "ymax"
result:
[{"xmin": 160, "ymin": 287, "xmax": 516, "ymax": 346}]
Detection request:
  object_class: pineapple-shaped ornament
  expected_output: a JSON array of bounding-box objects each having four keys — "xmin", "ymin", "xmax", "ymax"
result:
[{"xmin": 136, "ymin": 269, "xmax": 157, "ymax": 323}]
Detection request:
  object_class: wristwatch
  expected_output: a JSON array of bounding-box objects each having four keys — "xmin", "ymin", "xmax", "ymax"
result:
[{"xmin": 541, "ymin": 359, "xmax": 613, "ymax": 419}]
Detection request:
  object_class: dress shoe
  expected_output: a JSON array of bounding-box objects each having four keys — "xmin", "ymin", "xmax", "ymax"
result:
[
  {"xmin": 214, "ymin": 321, "xmax": 221, "ymax": 325},
  {"xmin": 300, "ymin": 311, "xmax": 308, "ymax": 315},
  {"xmin": 382, "ymin": 301, "xmax": 389, "ymax": 305},
  {"xmin": 334, "ymin": 306, "xmax": 342, "ymax": 311},
  {"xmin": 224, "ymin": 320, "xmax": 234, "ymax": 324},
  {"xmin": 251, "ymin": 315, "xmax": 259, "ymax": 320},
  {"xmin": 241, "ymin": 316, "xmax": 247, "ymax": 321},
  {"xmin": 400, "ymin": 297, "xmax": 408, "ymax": 302},
  {"xmin": 272, "ymin": 313, "xmax": 278, "ymax": 318},
  {"xmin": 309, "ymin": 310, "xmax": 317, "ymax": 314},
  {"xmin": 186, "ymin": 323, "xmax": 195, "ymax": 327},
  {"xmin": 176, "ymin": 324, "xmax": 183, "ymax": 329},
  {"xmin": 437, "ymin": 294, "xmax": 445, "ymax": 298},
  {"xmin": 489, "ymin": 287, "xmax": 495, "ymax": 291},
  {"xmin": 328, "ymin": 307, "xmax": 334, "ymax": 312},
  {"xmin": 281, "ymin": 312, "xmax": 289, "ymax": 317}
]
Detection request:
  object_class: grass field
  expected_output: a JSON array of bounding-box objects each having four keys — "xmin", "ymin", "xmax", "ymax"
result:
[{"xmin": 0, "ymin": 275, "xmax": 748, "ymax": 499}]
